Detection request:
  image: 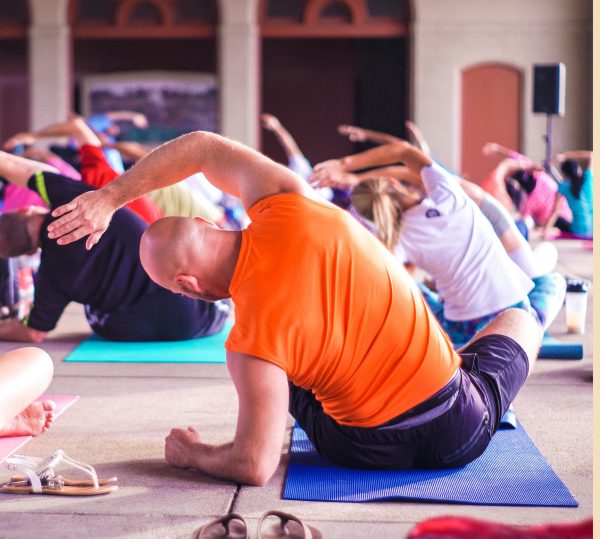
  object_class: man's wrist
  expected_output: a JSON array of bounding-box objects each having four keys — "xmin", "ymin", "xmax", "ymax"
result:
[{"xmin": 103, "ymin": 182, "xmax": 128, "ymax": 210}]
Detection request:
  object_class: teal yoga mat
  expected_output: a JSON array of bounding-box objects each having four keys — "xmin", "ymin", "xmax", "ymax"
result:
[{"xmin": 64, "ymin": 322, "xmax": 232, "ymax": 363}]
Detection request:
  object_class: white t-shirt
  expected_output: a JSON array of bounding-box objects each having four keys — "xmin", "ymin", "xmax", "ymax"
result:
[{"xmin": 395, "ymin": 162, "xmax": 533, "ymax": 321}]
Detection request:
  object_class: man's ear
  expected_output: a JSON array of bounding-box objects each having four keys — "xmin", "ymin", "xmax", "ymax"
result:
[{"xmin": 174, "ymin": 273, "xmax": 202, "ymax": 293}]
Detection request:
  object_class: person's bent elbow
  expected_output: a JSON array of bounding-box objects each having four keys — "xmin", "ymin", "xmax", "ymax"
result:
[{"xmin": 238, "ymin": 454, "xmax": 279, "ymax": 486}]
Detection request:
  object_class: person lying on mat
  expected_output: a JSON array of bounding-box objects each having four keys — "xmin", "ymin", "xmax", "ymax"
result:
[
  {"xmin": 45, "ymin": 131, "xmax": 542, "ymax": 485},
  {"xmin": 310, "ymin": 140, "xmax": 565, "ymax": 344},
  {"xmin": 0, "ymin": 347, "xmax": 55, "ymax": 437},
  {"xmin": 0, "ymin": 151, "xmax": 229, "ymax": 343}
]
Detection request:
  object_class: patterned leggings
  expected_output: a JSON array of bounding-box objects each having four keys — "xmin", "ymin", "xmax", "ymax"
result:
[{"xmin": 418, "ymin": 273, "xmax": 566, "ymax": 345}]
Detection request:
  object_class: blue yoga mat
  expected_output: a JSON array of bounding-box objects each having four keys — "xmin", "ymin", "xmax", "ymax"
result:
[
  {"xmin": 64, "ymin": 322, "xmax": 231, "ymax": 363},
  {"xmin": 283, "ymin": 422, "xmax": 577, "ymax": 507}
]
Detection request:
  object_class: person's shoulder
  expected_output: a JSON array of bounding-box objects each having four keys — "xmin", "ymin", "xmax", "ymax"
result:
[{"xmin": 248, "ymin": 191, "xmax": 332, "ymax": 219}]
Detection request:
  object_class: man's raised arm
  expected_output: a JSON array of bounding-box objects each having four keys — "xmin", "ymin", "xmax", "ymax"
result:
[{"xmin": 48, "ymin": 131, "xmax": 311, "ymax": 249}]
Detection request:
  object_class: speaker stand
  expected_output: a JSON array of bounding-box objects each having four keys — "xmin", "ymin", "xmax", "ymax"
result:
[{"xmin": 543, "ymin": 113, "xmax": 553, "ymax": 174}]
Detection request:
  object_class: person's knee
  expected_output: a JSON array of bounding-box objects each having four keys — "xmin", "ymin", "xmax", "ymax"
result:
[
  {"xmin": 494, "ymin": 308, "xmax": 541, "ymax": 362},
  {"xmin": 498, "ymin": 308, "xmax": 540, "ymax": 335},
  {"xmin": 4, "ymin": 346, "xmax": 54, "ymax": 388},
  {"xmin": 23, "ymin": 347, "xmax": 54, "ymax": 383}
]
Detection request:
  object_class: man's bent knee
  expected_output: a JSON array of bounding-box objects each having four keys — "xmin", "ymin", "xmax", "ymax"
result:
[{"xmin": 482, "ymin": 308, "xmax": 541, "ymax": 370}]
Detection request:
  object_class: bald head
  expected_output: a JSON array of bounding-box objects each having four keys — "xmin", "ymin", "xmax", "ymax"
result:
[
  {"xmin": 140, "ymin": 217, "xmax": 203, "ymax": 285},
  {"xmin": 140, "ymin": 216, "xmax": 236, "ymax": 302}
]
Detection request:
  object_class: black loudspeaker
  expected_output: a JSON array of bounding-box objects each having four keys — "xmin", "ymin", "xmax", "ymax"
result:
[{"xmin": 533, "ymin": 64, "xmax": 566, "ymax": 116}]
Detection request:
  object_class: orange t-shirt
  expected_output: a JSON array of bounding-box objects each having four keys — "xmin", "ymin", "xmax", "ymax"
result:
[{"xmin": 225, "ymin": 193, "xmax": 460, "ymax": 428}]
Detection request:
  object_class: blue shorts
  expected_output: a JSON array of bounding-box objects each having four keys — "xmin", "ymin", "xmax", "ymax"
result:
[{"xmin": 289, "ymin": 334, "xmax": 529, "ymax": 469}]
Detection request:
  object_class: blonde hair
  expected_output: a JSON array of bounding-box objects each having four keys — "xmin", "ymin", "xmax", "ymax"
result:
[{"xmin": 351, "ymin": 179, "xmax": 404, "ymax": 252}]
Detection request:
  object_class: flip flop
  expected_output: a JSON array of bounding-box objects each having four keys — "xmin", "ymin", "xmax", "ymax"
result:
[
  {"xmin": 257, "ymin": 511, "xmax": 322, "ymax": 539},
  {"xmin": 2, "ymin": 450, "xmax": 117, "ymax": 496},
  {"xmin": 194, "ymin": 513, "xmax": 248, "ymax": 538}
]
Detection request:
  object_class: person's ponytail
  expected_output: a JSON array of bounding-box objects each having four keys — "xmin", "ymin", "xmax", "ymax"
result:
[{"xmin": 351, "ymin": 179, "xmax": 403, "ymax": 252}]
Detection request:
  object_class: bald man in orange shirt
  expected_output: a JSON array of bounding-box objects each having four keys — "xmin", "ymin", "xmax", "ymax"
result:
[{"xmin": 47, "ymin": 132, "xmax": 541, "ymax": 485}]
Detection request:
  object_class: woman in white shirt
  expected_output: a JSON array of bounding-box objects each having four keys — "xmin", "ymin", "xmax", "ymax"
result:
[{"xmin": 311, "ymin": 141, "xmax": 565, "ymax": 344}]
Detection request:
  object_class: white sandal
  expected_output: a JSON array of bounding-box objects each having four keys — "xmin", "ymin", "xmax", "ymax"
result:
[{"xmin": 2, "ymin": 450, "xmax": 117, "ymax": 496}]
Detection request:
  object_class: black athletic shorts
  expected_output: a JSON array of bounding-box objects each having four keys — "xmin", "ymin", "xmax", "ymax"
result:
[{"xmin": 289, "ymin": 334, "xmax": 529, "ymax": 470}]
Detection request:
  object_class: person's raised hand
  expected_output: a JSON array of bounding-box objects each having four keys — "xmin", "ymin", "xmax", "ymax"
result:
[
  {"xmin": 132, "ymin": 113, "xmax": 149, "ymax": 129},
  {"xmin": 47, "ymin": 189, "xmax": 119, "ymax": 250},
  {"xmin": 3, "ymin": 132, "xmax": 36, "ymax": 151},
  {"xmin": 310, "ymin": 161, "xmax": 359, "ymax": 190},
  {"xmin": 482, "ymin": 142, "xmax": 500, "ymax": 156},
  {"xmin": 309, "ymin": 159, "xmax": 343, "ymax": 186},
  {"xmin": 337, "ymin": 125, "xmax": 366, "ymax": 142},
  {"xmin": 260, "ymin": 113, "xmax": 281, "ymax": 132}
]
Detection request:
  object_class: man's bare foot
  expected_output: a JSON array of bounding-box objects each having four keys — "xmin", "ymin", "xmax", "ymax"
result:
[{"xmin": 0, "ymin": 400, "xmax": 56, "ymax": 437}]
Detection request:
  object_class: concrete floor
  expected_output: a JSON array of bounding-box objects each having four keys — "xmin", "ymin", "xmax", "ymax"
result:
[{"xmin": 0, "ymin": 238, "xmax": 592, "ymax": 539}]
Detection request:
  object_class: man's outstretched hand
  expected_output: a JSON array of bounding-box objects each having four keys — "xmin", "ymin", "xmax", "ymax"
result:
[{"xmin": 47, "ymin": 189, "xmax": 119, "ymax": 250}]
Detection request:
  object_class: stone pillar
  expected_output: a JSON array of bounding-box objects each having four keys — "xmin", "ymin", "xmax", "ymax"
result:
[
  {"xmin": 217, "ymin": 0, "xmax": 260, "ymax": 149},
  {"xmin": 28, "ymin": 0, "xmax": 71, "ymax": 130}
]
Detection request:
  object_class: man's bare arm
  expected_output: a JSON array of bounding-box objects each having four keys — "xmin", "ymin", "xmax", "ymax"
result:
[
  {"xmin": 47, "ymin": 131, "xmax": 312, "ymax": 249},
  {"xmin": 164, "ymin": 352, "xmax": 289, "ymax": 486}
]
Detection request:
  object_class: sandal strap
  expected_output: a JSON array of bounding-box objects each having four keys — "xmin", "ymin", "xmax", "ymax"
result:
[
  {"xmin": 5, "ymin": 450, "xmax": 99, "ymax": 492},
  {"xmin": 196, "ymin": 513, "xmax": 247, "ymax": 538},
  {"xmin": 5, "ymin": 456, "xmax": 44, "ymax": 493}
]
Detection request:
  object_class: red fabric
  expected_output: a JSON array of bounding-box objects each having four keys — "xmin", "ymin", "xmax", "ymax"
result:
[
  {"xmin": 79, "ymin": 145, "xmax": 163, "ymax": 224},
  {"xmin": 407, "ymin": 516, "xmax": 592, "ymax": 539}
]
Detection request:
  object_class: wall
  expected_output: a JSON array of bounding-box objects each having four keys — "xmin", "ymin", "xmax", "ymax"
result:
[
  {"xmin": 261, "ymin": 39, "xmax": 357, "ymax": 165},
  {"xmin": 412, "ymin": 0, "xmax": 593, "ymax": 171},
  {"xmin": 0, "ymin": 40, "xmax": 29, "ymax": 143}
]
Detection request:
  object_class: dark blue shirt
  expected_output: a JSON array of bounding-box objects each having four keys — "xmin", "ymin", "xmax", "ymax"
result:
[{"xmin": 25, "ymin": 172, "xmax": 155, "ymax": 331}]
